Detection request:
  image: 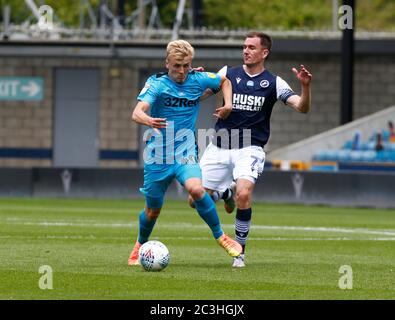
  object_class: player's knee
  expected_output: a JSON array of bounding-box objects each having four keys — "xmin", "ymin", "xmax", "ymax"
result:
[
  {"xmin": 187, "ymin": 185, "xmax": 205, "ymax": 200},
  {"xmin": 146, "ymin": 208, "xmax": 161, "ymax": 220},
  {"xmin": 236, "ymin": 190, "xmax": 251, "ymax": 207}
]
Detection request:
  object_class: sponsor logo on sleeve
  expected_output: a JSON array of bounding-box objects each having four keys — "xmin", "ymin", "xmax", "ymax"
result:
[{"xmin": 207, "ymin": 72, "xmax": 217, "ymax": 78}]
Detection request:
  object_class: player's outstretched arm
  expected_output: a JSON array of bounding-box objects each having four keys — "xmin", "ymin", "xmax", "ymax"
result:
[
  {"xmin": 286, "ymin": 65, "xmax": 312, "ymax": 113},
  {"xmin": 201, "ymin": 88, "xmax": 214, "ymax": 101},
  {"xmin": 213, "ymin": 76, "xmax": 233, "ymax": 119},
  {"xmin": 192, "ymin": 66, "xmax": 213, "ymax": 101},
  {"xmin": 132, "ymin": 101, "xmax": 167, "ymax": 129}
]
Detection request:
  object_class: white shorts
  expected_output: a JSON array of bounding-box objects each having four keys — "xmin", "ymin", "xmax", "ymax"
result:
[{"xmin": 200, "ymin": 143, "xmax": 265, "ymax": 192}]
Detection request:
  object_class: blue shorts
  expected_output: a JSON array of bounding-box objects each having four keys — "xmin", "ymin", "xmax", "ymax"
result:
[{"xmin": 139, "ymin": 163, "xmax": 202, "ymax": 209}]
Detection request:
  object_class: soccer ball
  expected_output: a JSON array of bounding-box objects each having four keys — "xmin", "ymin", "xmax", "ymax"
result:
[{"xmin": 138, "ymin": 240, "xmax": 170, "ymax": 271}]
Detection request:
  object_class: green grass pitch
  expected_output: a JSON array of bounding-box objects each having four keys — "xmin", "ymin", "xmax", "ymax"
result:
[{"xmin": 0, "ymin": 197, "xmax": 394, "ymax": 300}]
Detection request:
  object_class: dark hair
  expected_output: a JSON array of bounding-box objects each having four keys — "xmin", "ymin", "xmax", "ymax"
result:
[{"xmin": 246, "ymin": 31, "xmax": 272, "ymax": 50}]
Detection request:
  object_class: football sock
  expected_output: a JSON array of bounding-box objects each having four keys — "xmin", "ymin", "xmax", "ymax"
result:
[
  {"xmin": 137, "ymin": 209, "xmax": 157, "ymax": 244},
  {"xmin": 221, "ymin": 188, "xmax": 233, "ymax": 200},
  {"xmin": 194, "ymin": 192, "xmax": 223, "ymax": 239},
  {"xmin": 211, "ymin": 191, "xmax": 221, "ymax": 202},
  {"xmin": 235, "ymin": 208, "xmax": 252, "ymax": 253},
  {"xmin": 211, "ymin": 188, "xmax": 232, "ymax": 203}
]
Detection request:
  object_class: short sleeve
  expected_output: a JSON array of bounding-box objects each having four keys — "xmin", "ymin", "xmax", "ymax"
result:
[
  {"xmin": 276, "ymin": 76, "xmax": 295, "ymax": 104},
  {"xmin": 197, "ymin": 72, "xmax": 222, "ymax": 92},
  {"xmin": 137, "ymin": 76, "xmax": 158, "ymax": 106},
  {"xmin": 217, "ymin": 66, "xmax": 228, "ymax": 77}
]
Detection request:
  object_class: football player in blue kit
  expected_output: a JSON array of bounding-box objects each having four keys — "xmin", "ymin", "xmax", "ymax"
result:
[
  {"xmin": 199, "ymin": 31, "xmax": 313, "ymax": 267},
  {"xmin": 128, "ymin": 39, "xmax": 243, "ymax": 266}
]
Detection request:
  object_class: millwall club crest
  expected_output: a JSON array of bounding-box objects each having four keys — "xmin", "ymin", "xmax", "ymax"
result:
[{"xmin": 260, "ymin": 80, "xmax": 269, "ymax": 88}]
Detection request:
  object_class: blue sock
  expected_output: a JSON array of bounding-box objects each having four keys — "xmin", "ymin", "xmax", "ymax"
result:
[
  {"xmin": 194, "ymin": 193, "xmax": 223, "ymax": 239},
  {"xmin": 137, "ymin": 209, "xmax": 156, "ymax": 244}
]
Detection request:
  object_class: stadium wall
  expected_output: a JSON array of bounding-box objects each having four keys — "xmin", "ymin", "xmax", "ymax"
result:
[
  {"xmin": 1, "ymin": 168, "xmax": 394, "ymax": 209},
  {"xmin": 0, "ymin": 39, "xmax": 394, "ymax": 167}
]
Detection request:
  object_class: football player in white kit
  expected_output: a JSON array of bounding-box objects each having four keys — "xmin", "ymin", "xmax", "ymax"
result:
[{"xmin": 199, "ymin": 31, "xmax": 313, "ymax": 267}]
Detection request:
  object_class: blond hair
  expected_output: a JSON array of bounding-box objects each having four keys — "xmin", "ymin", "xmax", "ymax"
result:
[{"xmin": 166, "ymin": 40, "xmax": 194, "ymax": 61}]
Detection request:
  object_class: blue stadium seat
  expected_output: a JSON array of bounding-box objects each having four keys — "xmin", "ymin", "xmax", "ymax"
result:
[
  {"xmin": 375, "ymin": 150, "xmax": 385, "ymax": 162},
  {"xmin": 342, "ymin": 140, "xmax": 353, "ymax": 150},
  {"xmin": 388, "ymin": 150, "xmax": 395, "ymax": 162},
  {"xmin": 382, "ymin": 142, "xmax": 391, "ymax": 150},
  {"xmin": 381, "ymin": 129, "xmax": 390, "ymax": 142},
  {"xmin": 313, "ymin": 150, "xmax": 338, "ymax": 161},
  {"xmin": 312, "ymin": 150, "xmax": 327, "ymax": 161},
  {"xmin": 313, "ymin": 131, "xmax": 395, "ymax": 164},
  {"xmin": 368, "ymin": 133, "xmax": 377, "ymax": 142},
  {"xmin": 359, "ymin": 142, "xmax": 368, "ymax": 151},
  {"xmin": 310, "ymin": 164, "xmax": 337, "ymax": 171},
  {"xmin": 361, "ymin": 150, "xmax": 376, "ymax": 162},
  {"xmin": 349, "ymin": 151, "xmax": 363, "ymax": 162},
  {"xmin": 365, "ymin": 141, "xmax": 376, "ymax": 150},
  {"xmin": 325, "ymin": 150, "xmax": 339, "ymax": 161},
  {"xmin": 375, "ymin": 150, "xmax": 394, "ymax": 162},
  {"xmin": 313, "ymin": 126, "xmax": 395, "ymax": 166},
  {"xmin": 337, "ymin": 150, "xmax": 351, "ymax": 161}
]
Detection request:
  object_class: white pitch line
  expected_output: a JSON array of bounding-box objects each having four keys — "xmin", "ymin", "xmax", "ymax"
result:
[
  {"xmin": 4, "ymin": 220, "xmax": 132, "ymax": 228},
  {"xmin": 0, "ymin": 204, "xmax": 186, "ymax": 214},
  {"xmin": 2, "ymin": 218, "xmax": 395, "ymax": 237},
  {"xmin": 0, "ymin": 205, "xmax": 131, "ymax": 214},
  {"xmin": 251, "ymin": 225, "xmax": 395, "ymax": 236},
  {"xmin": 2, "ymin": 205, "xmax": 395, "ymax": 236},
  {"xmin": 249, "ymin": 237, "xmax": 395, "ymax": 241}
]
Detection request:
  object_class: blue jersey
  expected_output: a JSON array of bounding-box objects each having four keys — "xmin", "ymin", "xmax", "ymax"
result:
[
  {"xmin": 213, "ymin": 66, "xmax": 295, "ymax": 149},
  {"xmin": 138, "ymin": 71, "xmax": 221, "ymax": 165}
]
